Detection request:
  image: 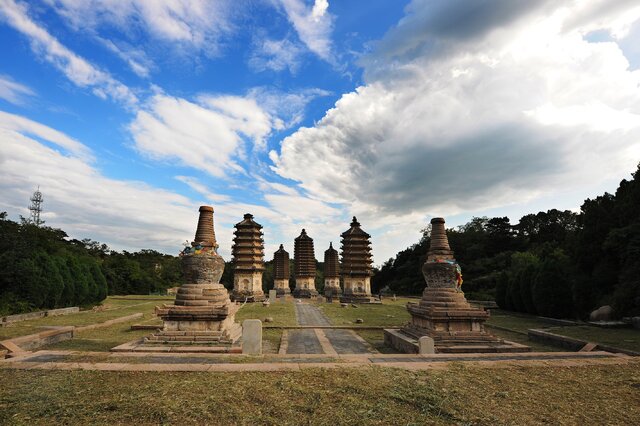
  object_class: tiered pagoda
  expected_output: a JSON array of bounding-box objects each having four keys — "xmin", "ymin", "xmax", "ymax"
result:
[
  {"xmin": 340, "ymin": 217, "xmax": 374, "ymax": 303},
  {"xmin": 293, "ymin": 229, "xmax": 318, "ymax": 298},
  {"xmin": 151, "ymin": 206, "xmax": 241, "ymax": 346},
  {"xmin": 323, "ymin": 242, "xmax": 341, "ymax": 298},
  {"xmin": 384, "ymin": 217, "xmax": 529, "ymax": 354},
  {"xmin": 231, "ymin": 214, "xmax": 265, "ymax": 302},
  {"xmin": 273, "ymin": 244, "xmax": 291, "ymax": 296}
]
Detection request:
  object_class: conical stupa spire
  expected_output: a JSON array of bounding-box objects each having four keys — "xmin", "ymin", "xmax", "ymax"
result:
[
  {"xmin": 193, "ymin": 206, "xmax": 217, "ymax": 249},
  {"xmin": 427, "ymin": 217, "xmax": 453, "ymax": 259}
]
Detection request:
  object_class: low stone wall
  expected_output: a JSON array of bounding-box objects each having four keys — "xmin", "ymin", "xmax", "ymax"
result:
[
  {"xmin": 75, "ymin": 313, "xmax": 143, "ymax": 332},
  {"xmin": 46, "ymin": 307, "xmax": 80, "ymax": 317},
  {"xmin": 1, "ymin": 307, "xmax": 80, "ymax": 325},
  {"xmin": 528, "ymin": 329, "xmax": 640, "ymax": 356},
  {"xmin": 2, "ymin": 326, "xmax": 75, "ymax": 352}
]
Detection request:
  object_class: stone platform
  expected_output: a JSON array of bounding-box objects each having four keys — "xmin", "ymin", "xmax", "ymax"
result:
[{"xmin": 383, "ymin": 328, "xmax": 530, "ymax": 354}]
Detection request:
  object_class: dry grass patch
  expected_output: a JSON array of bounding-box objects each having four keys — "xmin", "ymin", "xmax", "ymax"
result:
[{"xmin": 1, "ymin": 362, "xmax": 639, "ymax": 425}]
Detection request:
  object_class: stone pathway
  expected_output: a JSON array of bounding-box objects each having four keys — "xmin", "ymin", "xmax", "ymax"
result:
[
  {"xmin": 285, "ymin": 303, "xmax": 374, "ymax": 355},
  {"xmin": 1, "ymin": 350, "xmax": 632, "ymax": 372}
]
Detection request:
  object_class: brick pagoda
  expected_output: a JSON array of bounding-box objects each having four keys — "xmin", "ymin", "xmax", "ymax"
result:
[
  {"xmin": 231, "ymin": 213, "xmax": 265, "ymax": 302},
  {"xmin": 293, "ymin": 229, "xmax": 318, "ymax": 298},
  {"xmin": 323, "ymin": 242, "xmax": 341, "ymax": 298},
  {"xmin": 273, "ymin": 244, "xmax": 291, "ymax": 296},
  {"xmin": 340, "ymin": 217, "xmax": 375, "ymax": 303}
]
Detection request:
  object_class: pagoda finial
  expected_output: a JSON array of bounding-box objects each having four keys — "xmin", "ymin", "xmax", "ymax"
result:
[
  {"xmin": 427, "ymin": 217, "xmax": 453, "ymax": 260},
  {"xmin": 351, "ymin": 216, "xmax": 359, "ymax": 226},
  {"xmin": 193, "ymin": 206, "xmax": 217, "ymax": 249},
  {"xmin": 244, "ymin": 213, "xmax": 253, "ymax": 219}
]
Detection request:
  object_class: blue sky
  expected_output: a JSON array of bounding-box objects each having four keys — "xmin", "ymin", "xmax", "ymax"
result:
[{"xmin": 1, "ymin": 0, "xmax": 640, "ymax": 264}]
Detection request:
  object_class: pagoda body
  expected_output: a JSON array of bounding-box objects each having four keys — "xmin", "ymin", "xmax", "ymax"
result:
[
  {"xmin": 293, "ymin": 229, "xmax": 318, "ymax": 298},
  {"xmin": 231, "ymin": 214, "xmax": 265, "ymax": 302},
  {"xmin": 384, "ymin": 217, "xmax": 529, "ymax": 354},
  {"xmin": 151, "ymin": 206, "xmax": 241, "ymax": 345},
  {"xmin": 273, "ymin": 244, "xmax": 291, "ymax": 296},
  {"xmin": 323, "ymin": 243, "xmax": 341, "ymax": 298},
  {"xmin": 339, "ymin": 217, "xmax": 375, "ymax": 303}
]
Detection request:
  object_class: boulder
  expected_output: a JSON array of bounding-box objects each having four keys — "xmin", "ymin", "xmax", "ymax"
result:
[
  {"xmin": 355, "ymin": 318, "xmax": 364, "ymax": 324},
  {"xmin": 589, "ymin": 305, "xmax": 613, "ymax": 321},
  {"xmin": 264, "ymin": 317, "xmax": 274, "ymax": 323}
]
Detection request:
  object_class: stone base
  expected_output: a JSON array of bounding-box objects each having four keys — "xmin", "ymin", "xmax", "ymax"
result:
[
  {"xmin": 339, "ymin": 294, "xmax": 379, "ymax": 304},
  {"xmin": 275, "ymin": 287, "xmax": 291, "ymax": 296},
  {"xmin": 384, "ymin": 328, "xmax": 530, "ymax": 354},
  {"xmin": 324, "ymin": 287, "xmax": 342, "ymax": 298},
  {"xmin": 292, "ymin": 288, "xmax": 319, "ymax": 298},
  {"xmin": 230, "ymin": 291, "xmax": 265, "ymax": 302},
  {"xmin": 146, "ymin": 322, "xmax": 242, "ymax": 345}
]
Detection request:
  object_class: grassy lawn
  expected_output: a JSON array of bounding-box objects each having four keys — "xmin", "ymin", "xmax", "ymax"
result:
[
  {"xmin": 485, "ymin": 309, "xmax": 561, "ymax": 333},
  {"xmin": 319, "ymin": 299, "xmax": 411, "ymax": 327},
  {"xmin": 235, "ymin": 301, "xmax": 297, "ymax": 327},
  {"xmin": 43, "ymin": 319, "xmax": 155, "ymax": 352},
  {"xmin": 1, "ymin": 362, "xmax": 638, "ymax": 424},
  {"xmin": 0, "ymin": 296, "xmax": 169, "ymax": 340},
  {"xmin": 547, "ymin": 326, "xmax": 640, "ymax": 353}
]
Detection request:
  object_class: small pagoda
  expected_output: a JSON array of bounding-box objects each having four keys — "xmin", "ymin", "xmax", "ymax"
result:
[
  {"xmin": 384, "ymin": 217, "xmax": 529, "ymax": 353},
  {"xmin": 340, "ymin": 217, "xmax": 375, "ymax": 303},
  {"xmin": 151, "ymin": 206, "xmax": 241, "ymax": 346},
  {"xmin": 231, "ymin": 213, "xmax": 265, "ymax": 302},
  {"xmin": 323, "ymin": 242, "xmax": 341, "ymax": 298},
  {"xmin": 273, "ymin": 244, "xmax": 291, "ymax": 296},
  {"xmin": 293, "ymin": 229, "xmax": 318, "ymax": 298}
]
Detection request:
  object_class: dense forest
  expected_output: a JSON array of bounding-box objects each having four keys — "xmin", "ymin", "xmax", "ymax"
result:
[
  {"xmin": 372, "ymin": 164, "xmax": 640, "ymax": 319},
  {"xmin": 0, "ymin": 214, "xmax": 181, "ymax": 316}
]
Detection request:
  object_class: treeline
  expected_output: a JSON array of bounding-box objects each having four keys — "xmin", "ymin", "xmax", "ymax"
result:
[
  {"xmin": 373, "ymin": 164, "xmax": 640, "ymax": 319},
  {"xmin": 0, "ymin": 214, "xmax": 182, "ymax": 316}
]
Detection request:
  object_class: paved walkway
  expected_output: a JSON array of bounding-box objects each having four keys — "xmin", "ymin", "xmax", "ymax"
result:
[
  {"xmin": 1, "ymin": 350, "xmax": 632, "ymax": 372},
  {"xmin": 285, "ymin": 303, "xmax": 374, "ymax": 355}
]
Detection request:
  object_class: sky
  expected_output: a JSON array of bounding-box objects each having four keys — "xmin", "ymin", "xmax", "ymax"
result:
[{"xmin": 1, "ymin": 0, "xmax": 640, "ymax": 265}]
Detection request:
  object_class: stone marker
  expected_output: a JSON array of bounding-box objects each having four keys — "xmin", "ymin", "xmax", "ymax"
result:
[
  {"xmin": 418, "ymin": 336, "xmax": 435, "ymax": 354},
  {"xmin": 269, "ymin": 289, "xmax": 277, "ymax": 303},
  {"xmin": 632, "ymin": 317, "xmax": 640, "ymax": 330},
  {"xmin": 242, "ymin": 319, "xmax": 262, "ymax": 355},
  {"xmin": 590, "ymin": 305, "xmax": 613, "ymax": 321}
]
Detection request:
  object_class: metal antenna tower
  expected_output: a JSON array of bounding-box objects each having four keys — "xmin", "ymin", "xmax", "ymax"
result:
[{"xmin": 28, "ymin": 187, "xmax": 44, "ymax": 226}]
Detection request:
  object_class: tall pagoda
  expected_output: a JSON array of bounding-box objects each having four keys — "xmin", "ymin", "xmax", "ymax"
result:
[
  {"xmin": 323, "ymin": 242, "xmax": 341, "ymax": 298},
  {"xmin": 384, "ymin": 217, "xmax": 529, "ymax": 354},
  {"xmin": 152, "ymin": 206, "xmax": 241, "ymax": 346},
  {"xmin": 273, "ymin": 244, "xmax": 291, "ymax": 296},
  {"xmin": 293, "ymin": 229, "xmax": 318, "ymax": 298},
  {"xmin": 340, "ymin": 217, "xmax": 374, "ymax": 303},
  {"xmin": 231, "ymin": 213, "xmax": 265, "ymax": 302}
]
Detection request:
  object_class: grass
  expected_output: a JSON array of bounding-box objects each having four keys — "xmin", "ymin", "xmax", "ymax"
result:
[
  {"xmin": 485, "ymin": 309, "xmax": 561, "ymax": 333},
  {"xmin": 0, "ymin": 362, "xmax": 638, "ymax": 424},
  {"xmin": 318, "ymin": 299, "xmax": 411, "ymax": 327},
  {"xmin": 235, "ymin": 301, "xmax": 297, "ymax": 327},
  {"xmin": 0, "ymin": 296, "xmax": 169, "ymax": 340}
]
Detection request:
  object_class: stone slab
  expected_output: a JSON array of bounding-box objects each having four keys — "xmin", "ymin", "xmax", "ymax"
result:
[
  {"xmin": 419, "ymin": 336, "xmax": 435, "ymax": 354},
  {"xmin": 242, "ymin": 319, "xmax": 262, "ymax": 355},
  {"xmin": 324, "ymin": 329, "xmax": 372, "ymax": 354},
  {"xmin": 269, "ymin": 290, "xmax": 277, "ymax": 303}
]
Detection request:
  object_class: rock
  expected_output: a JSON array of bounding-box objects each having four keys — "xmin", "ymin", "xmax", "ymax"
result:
[
  {"xmin": 351, "ymin": 304, "xmax": 358, "ymax": 308},
  {"xmin": 632, "ymin": 317, "xmax": 640, "ymax": 330},
  {"xmin": 340, "ymin": 303, "xmax": 348, "ymax": 308},
  {"xmin": 264, "ymin": 317, "xmax": 274, "ymax": 323},
  {"xmin": 262, "ymin": 300, "xmax": 270, "ymax": 307},
  {"xmin": 355, "ymin": 318, "xmax": 364, "ymax": 324},
  {"xmin": 590, "ymin": 305, "xmax": 613, "ymax": 321}
]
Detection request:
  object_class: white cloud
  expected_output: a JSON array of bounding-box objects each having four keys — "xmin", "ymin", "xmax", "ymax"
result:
[
  {"xmin": 249, "ymin": 37, "xmax": 304, "ymax": 74},
  {"xmin": 98, "ymin": 38, "xmax": 153, "ymax": 78},
  {"xmin": 129, "ymin": 94, "xmax": 273, "ymax": 178},
  {"xmin": 0, "ymin": 111, "xmax": 196, "ymax": 253},
  {"xmin": 271, "ymin": 0, "xmax": 640, "ymax": 259},
  {"xmin": 277, "ymin": 0, "xmax": 334, "ymax": 61},
  {"xmin": 0, "ymin": 75, "xmax": 34, "ymax": 105},
  {"xmin": 0, "ymin": 110, "xmax": 92, "ymax": 160},
  {"xmin": 44, "ymin": 0, "xmax": 234, "ymax": 57},
  {"xmin": 0, "ymin": 0, "xmax": 137, "ymax": 106}
]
